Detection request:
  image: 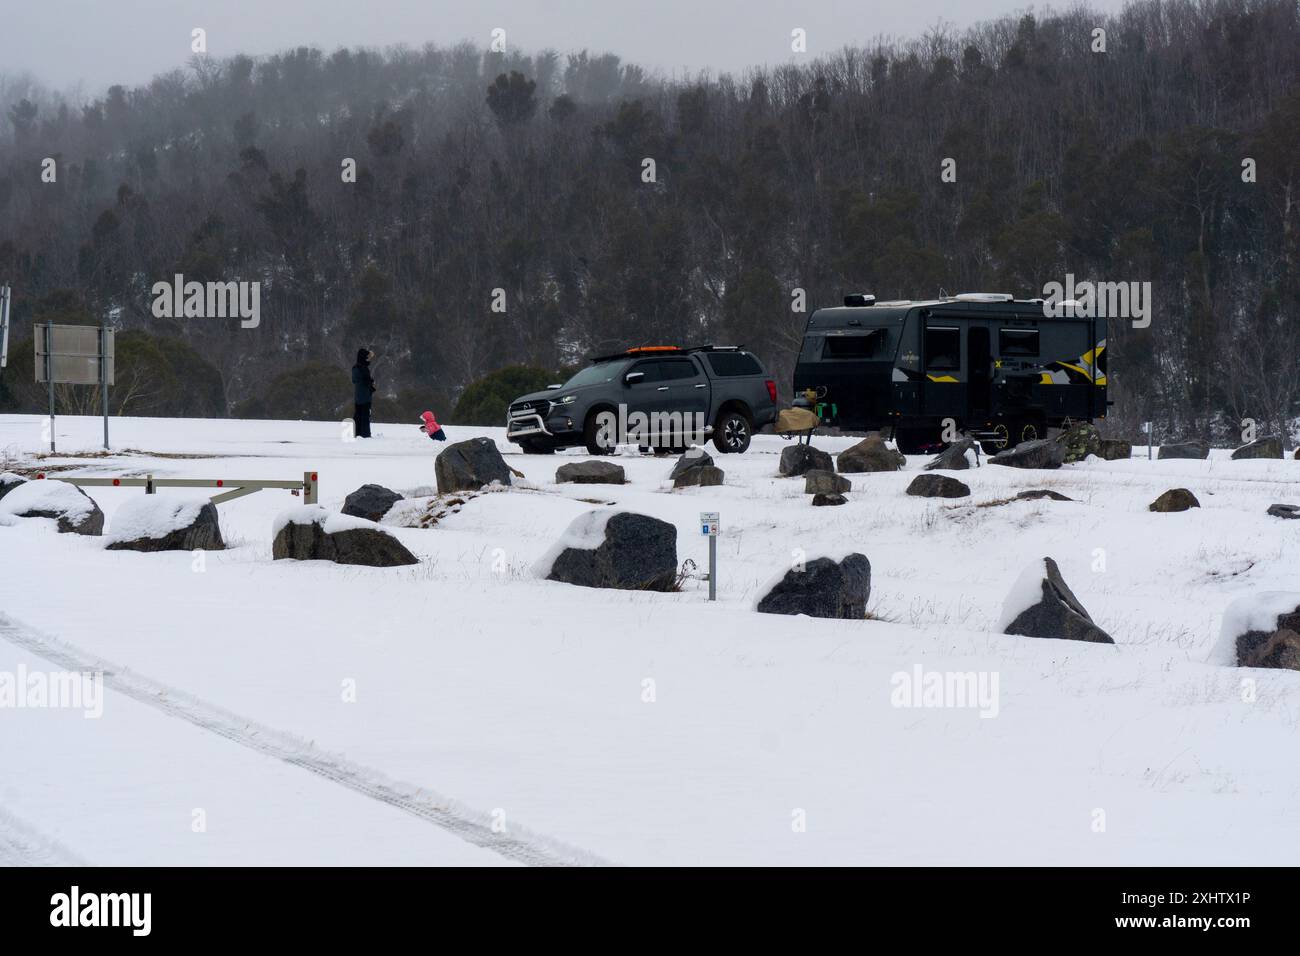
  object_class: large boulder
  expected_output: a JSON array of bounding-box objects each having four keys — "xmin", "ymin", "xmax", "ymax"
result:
[
  {"xmin": 804, "ymin": 469, "xmax": 850, "ymax": 495},
  {"xmin": 669, "ymin": 447, "xmax": 714, "ymax": 481},
  {"xmin": 837, "ymin": 436, "xmax": 905, "ymax": 474},
  {"xmin": 924, "ymin": 438, "xmax": 979, "ymax": 471},
  {"xmin": 1097, "ymin": 439, "xmax": 1133, "ymax": 461},
  {"xmin": 1001, "ymin": 557, "xmax": 1114, "ymax": 644},
  {"xmin": 0, "ymin": 480, "xmax": 104, "ymax": 535},
  {"xmin": 1267, "ymin": 504, "xmax": 1300, "ymax": 520},
  {"xmin": 988, "ymin": 438, "xmax": 1066, "ymax": 470},
  {"xmin": 779, "ymin": 444, "xmax": 833, "ymax": 477},
  {"xmin": 674, "ymin": 465, "xmax": 724, "ymax": 488},
  {"xmin": 435, "ymin": 437, "xmax": 513, "ymax": 493},
  {"xmin": 556, "ymin": 460, "xmax": 626, "ymax": 485},
  {"xmin": 1158, "ymin": 441, "xmax": 1208, "ymax": 460},
  {"xmin": 342, "ymin": 484, "xmax": 404, "ymax": 522},
  {"xmin": 905, "ymin": 474, "xmax": 970, "ymax": 498},
  {"xmin": 1055, "ymin": 421, "xmax": 1101, "ymax": 463},
  {"xmin": 1231, "ymin": 436, "xmax": 1283, "ymax": 460},
  {"xmin": 538, "ymin": 511, "xmax": 677, "ymax": 592},
  {"xmin": 756, "ymin": 554, "xmax": 871, "ymax": 620},
  {"xmin": 106, "ymin": 497, "xmax": 224, "ymax": 552},
  {"xmin": 1213, "ymin": 594, "xmax": 1300, "ymax": 671},
  {"xmin": 1150, "ymin": 488, "xmax": 1199, "ymax": 512},
  {"xmin": 0, "ymin": 472, "xmax": 26, "ymax": 502},
  {"xmin": 811, "ymin": 493, "xmax": 847, "ymax": 507},
  {"xmin": 272, "ymin": 506, "xmax": 418, "ymax": 567}
]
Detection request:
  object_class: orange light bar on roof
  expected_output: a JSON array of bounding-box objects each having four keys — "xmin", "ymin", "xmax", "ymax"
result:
[{"xmin": 624, "ymin": 345, "xmax": 680, "ymax": 354}]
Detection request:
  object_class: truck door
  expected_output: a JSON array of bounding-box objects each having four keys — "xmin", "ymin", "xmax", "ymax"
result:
[
  {"xmin": 967, "ymin": 325, "xmax": 992, "ymax": 420},
  {"xmin": 921, "ymin": 321, "xmax": 964, "ymax": 420},
  {"xmin": 658, "ymin": 356, "xmax": 710, "ymax": 443}
]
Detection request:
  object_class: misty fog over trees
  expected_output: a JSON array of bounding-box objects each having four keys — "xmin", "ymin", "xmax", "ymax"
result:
[{"xmin": 0, "ymin": 0, "xmax": 1296, "ymax": 440}]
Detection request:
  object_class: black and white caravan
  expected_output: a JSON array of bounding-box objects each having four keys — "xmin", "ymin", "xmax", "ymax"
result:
[{"xmin": 792, "ymin": 292, "xmax": 1109, "ymax": 453}]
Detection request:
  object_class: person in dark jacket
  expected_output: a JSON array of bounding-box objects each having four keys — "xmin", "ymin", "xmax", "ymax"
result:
[{"xmin": 351, "ymin": 348, "xmax": 376, "ymax": 438}]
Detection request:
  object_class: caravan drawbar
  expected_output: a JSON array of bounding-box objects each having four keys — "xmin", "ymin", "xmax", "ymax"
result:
[{"xmin": 792, "ymin": 293, "xmax": 1108, "ymax": 453}]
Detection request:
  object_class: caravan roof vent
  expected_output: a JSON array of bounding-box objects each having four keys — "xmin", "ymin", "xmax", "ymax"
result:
[
  {"xmin": 843, "ymin": 293, "xmax": 876, "ymax": 307},
  {"xmin": 953, "ymin": 292, "xmax": 1014, "ymax": 303}
]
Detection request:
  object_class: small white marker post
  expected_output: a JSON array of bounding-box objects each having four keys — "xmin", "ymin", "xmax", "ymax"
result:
[
  {"xmin": 1144, "ymin": 421, "xmax": 1153, "ymax": 460},
  {"xmin": 700, "ymin": 511, "xmax": 719, "ymax": 601}
]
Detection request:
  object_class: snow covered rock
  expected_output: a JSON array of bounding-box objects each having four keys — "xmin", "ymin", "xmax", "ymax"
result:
[
  {"xmin": 673, "ymin": 465, "xmax": 724, "ymax": 488},
  {"xmin": 1054, "ymin": 421, "xmax": 1101, "ymax": 463},
  {"xmin": 272, "ymin": 505, "xmax": 418, "ymax": 567},
  {"xmin": 1157, "ymin": 441, "xmax": 1208, "ymax": 460},
  {"xmin": 434, "ymin": 437, "xmax": 512, "ymax": 493},
  {"xmin": 0, "ymin": 480, "xmax": 104, "ymax": 535},
  {"xmin": 988, "ymin": 439, "xmax": 1066, "ymax": 470},
  {"xmin": 342, "ymin": 484, "xmax": 404, "ymax": 522},
  {"xmin": 1267, "ymin": 504, "xmax": 1300, "ymax": 520},
  {"xmin": 1000, "ymin": 557, "xmax": 1113, "ymax": 644},
  {"xmin": 1230, "ymin": 436, "xmax": 1283, "ymax": 460},
  {"xmin": 804, "ymin": 469, "xmax": 850, "ymax": 495},
  {"xmin": 0, "ymin": 472, "xmax": 26, "ymax": 502},
  {"xmin": 1210, "ymin": 593, "xmax": 1300, "ymax": 670},
  {"xmin": 836, "ymin": 436, "xmax": 905, "ymax": 473},
  {"xmin": 923, "ymin": 438, "xmax": 979, "ymax": 471},
  {"xmin": 779, "ymin": 444, "xmax": 833, "ymax": 477},
  {"xmin": 811, "ymin": 493, "xmax": 847, "ymax": 507},
  {"xmin": 537, "ymin": 510, "xmax": 677, "ymax": 592},
  {"xmin": 1149, "ymin": 488, "xmax": 1199, "ymax": 512},
  {"xmin": 556, "ymin": 460, "xmax": 626, "ymax": 485},
  {"xmin": 1097, "ymin": 438, "xmax": 1133, "ymax": 461},
  {"xmin": 905, "ymin": 474, "xmax": 970, "ymax": 498},
  {"xmin": 669, "ymin": 447, "xmax": 714, "ymax": 481},
  {"xmin": 106, "ymin": 496, "xmax": 224, "ymax": 552},
  {"xmin": 756, "ymin": 554, "xmax": 871, "ymax": 620}
]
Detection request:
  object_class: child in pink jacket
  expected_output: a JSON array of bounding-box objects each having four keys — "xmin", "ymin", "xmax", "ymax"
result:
[{"xmin": 420, "ymin": 411, "xmax": 446, "ymax": 442}]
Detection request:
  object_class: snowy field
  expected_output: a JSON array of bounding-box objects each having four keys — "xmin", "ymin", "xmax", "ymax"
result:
[{"xmin": 1, "ymin": 412, "xmax": 1298, "ymax": 866}]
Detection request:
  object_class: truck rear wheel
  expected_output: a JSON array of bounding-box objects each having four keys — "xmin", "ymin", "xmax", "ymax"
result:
[{"xmin": 712, "ymin": 409, "xmax": 753, "ymax": 454}]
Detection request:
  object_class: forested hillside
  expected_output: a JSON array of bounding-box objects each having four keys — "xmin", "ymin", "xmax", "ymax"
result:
[{"xmin": 0, "ymin": 0, "xmax": 1297, "ymax": 439}]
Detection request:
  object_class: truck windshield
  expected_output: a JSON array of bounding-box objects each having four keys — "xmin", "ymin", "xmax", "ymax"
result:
[{"xmin": 563, "ymin": 360, "xmax": 627, "ymax": 389}]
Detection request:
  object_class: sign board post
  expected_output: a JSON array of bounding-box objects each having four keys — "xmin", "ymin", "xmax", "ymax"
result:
[
  {"xmin": 700, "ymin": 511, "xmax": 719, "ymax": 601},
  {"xmin": 0, "ymin": 284, "xmax": 11, "ymax": 369},
  {"xmin": 36, "ymin": 321, "xmax": 115, "ymax": 452},
  {"xmin": 1143, "ymin": 421, "xmax": 1153, "ymax": 460}
]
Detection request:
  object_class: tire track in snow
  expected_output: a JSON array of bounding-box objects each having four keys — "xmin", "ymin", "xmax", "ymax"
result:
[
  {"xmin": 0, "ymin": 807, "xmax": 87, "ymax": 866},
  {"xmin": 0, "ymin": 613, "xmax": 607, "ymax": 867}
]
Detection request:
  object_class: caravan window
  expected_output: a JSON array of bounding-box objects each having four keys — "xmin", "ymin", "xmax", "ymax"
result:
[
  {"xmin": 924, "ymin": 327, "xmax": 960, "ymax": 371},
  {"xmin": 822, "ymin": 330, "xmax": 887, "ymax": 359},
  {"xmin": 999, "ymin": 328, "xmax": 1040, "ymax": 357}
]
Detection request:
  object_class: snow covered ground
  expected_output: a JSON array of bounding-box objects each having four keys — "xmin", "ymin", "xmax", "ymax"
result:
[{"xmin": 1, "ymin": 413, "xmax": 1298, "ymax": 865}]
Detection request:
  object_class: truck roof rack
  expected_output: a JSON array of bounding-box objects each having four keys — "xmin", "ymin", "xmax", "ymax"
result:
[{"xmin": 587, "ymin": 344, "xmax": 743, "ymax": 363}]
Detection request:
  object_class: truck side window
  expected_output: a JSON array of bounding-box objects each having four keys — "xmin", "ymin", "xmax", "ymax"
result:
[
  {"xmin": 999, "ymin": 328, "xmax": 1040, "ymax": 357},
  {"xmin": 924, "ymin": 327, "xmax": 960, "ymax": 371},
  {"xmin": 659, "ymin": 358, "xmax": 701, "ymax": 381},
  {"xmin": 628, "ymin": 360, "xmax": 664, "ymax": 383}
]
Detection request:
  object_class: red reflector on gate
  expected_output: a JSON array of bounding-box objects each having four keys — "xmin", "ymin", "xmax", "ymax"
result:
[
  {"xmin": 112, "ymin": 478, "xmax": 120, "ymax": 486},
  {"xmin": 311, "ymin": 473, "xmax": 317, "ymax": 481},
  {"xmin": 216, "ymin": 480, "xmax": 224, "ymax": 487},
  {"xmin": 36, "ymin": 473, "xmax": 45, "ymax": 479}
]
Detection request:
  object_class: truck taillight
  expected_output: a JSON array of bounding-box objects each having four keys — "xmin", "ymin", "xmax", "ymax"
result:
[{"xmin": 765, "ymin": 379, "xmax": 777, "ymax": 403}]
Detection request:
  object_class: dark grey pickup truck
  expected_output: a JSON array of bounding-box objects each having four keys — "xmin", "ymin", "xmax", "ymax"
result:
[{"xmin": 506, "ymin": 346, "xmax": 779, "ymax": 455}]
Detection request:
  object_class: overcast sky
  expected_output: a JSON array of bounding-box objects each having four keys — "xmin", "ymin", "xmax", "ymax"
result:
[{"xmin": 10, "ymin": 0, "xmax": 1132, "ymax": 95}]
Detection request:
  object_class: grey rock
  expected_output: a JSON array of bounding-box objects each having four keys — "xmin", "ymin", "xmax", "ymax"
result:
[
  {"xmin": 0, "ymin": 472, "xmax": 26, "ymax": 502},
  {"xmin": 107, "ymin": 502, "xmax": 225, "ymax": 552},
  {"xmin": 837, "ymin": 436, "xmax": 905, "ymax": 474},
  {"xmin": 669, "ymin": 448, "xmax": 715, "ymax": 480},
  {"xmin": 804, "ymin": 469, "xmax": 851, "ymax": 495},
  {"xmin": 989, "ymin": 438, "xmax": 1067, "ymax": 470},
  {"xmin": 1231, "ymin": 436, "xmax": 1283, "ymax": 460},
  {"xmin": 1016, "ymin": 489, "xmax": 1074, "ymax": 502},
  {"xmin": 673, "ymin": 465, "xmax": 724, "ymax": 488},
  {"xmin": 1232, "ymin": 604, "xmax": 1300, "ymax": 670},
  {"xmin": 905, "ymin": 474, "xmax": 970, "ymax": 498},
  {"xmin": 924, "ymin": 438, "xmax": 979, "ymax": 471},
  {"xmin": 547, "ymin": 512, "xmax": 678, "ymax": 592},
  {"xmin": 779, "ymin": 444, "xmax": 833, "ymax": 477},
  {"xmin": 811, "ymin": 493, "xmax": 847, "ymax": 507},
  {"xmin": 1004, "ymin": 557, "xmax": 1114, "ymax": 644},
  {"xmin": 1097, "ymin": 439, "xmax": 1133, "ymax": 461},
  {"xmin": 273, "ymin": 513, "xmax": 418, "ymax": 567},
  {"xmin": 756, "ymin": 553, "xmax": 871, "ymax": 620},
  {"xmin": 556, "ymin": 460, "xmax": 626, "ymax": 485},
  {"xmin": 435, "ymin": 437, "xmax": 513, "ymax": 493},
  {"xmin": 1150, "ymin": 488, "xmax": 1200, "ymax": 512},
  {"xmin": 342, "ymin": 484, "xmax": 404, "ymax": 522},
  {"xmin": 1157, "ymin": 441, "xmax": 1208, "ymax": 460},
  {"xmin": 13, "ymin": 484, "xmax": 105, "ymax": 535},
  {"xmin": 1267, "ymin": 504, "xmax": 1300, "ymax": 520}
]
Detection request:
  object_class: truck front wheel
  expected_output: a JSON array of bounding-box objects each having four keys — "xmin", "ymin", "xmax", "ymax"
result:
[
  {"xmin": 712, "ymin": 409, "xmax": 753, "ymax": 454},
  {"xmin": 583, "ymin": 412, "xmax": 617, "ymax": 455}
]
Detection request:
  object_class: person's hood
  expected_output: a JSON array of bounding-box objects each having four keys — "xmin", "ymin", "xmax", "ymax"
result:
[
  {"xmin": 421, "ymin": 411, "xmax": 439, "ymax": 426},
  {"xmin": 355, "ymin": 348, "xmax": 370, "ymax": 365}
]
